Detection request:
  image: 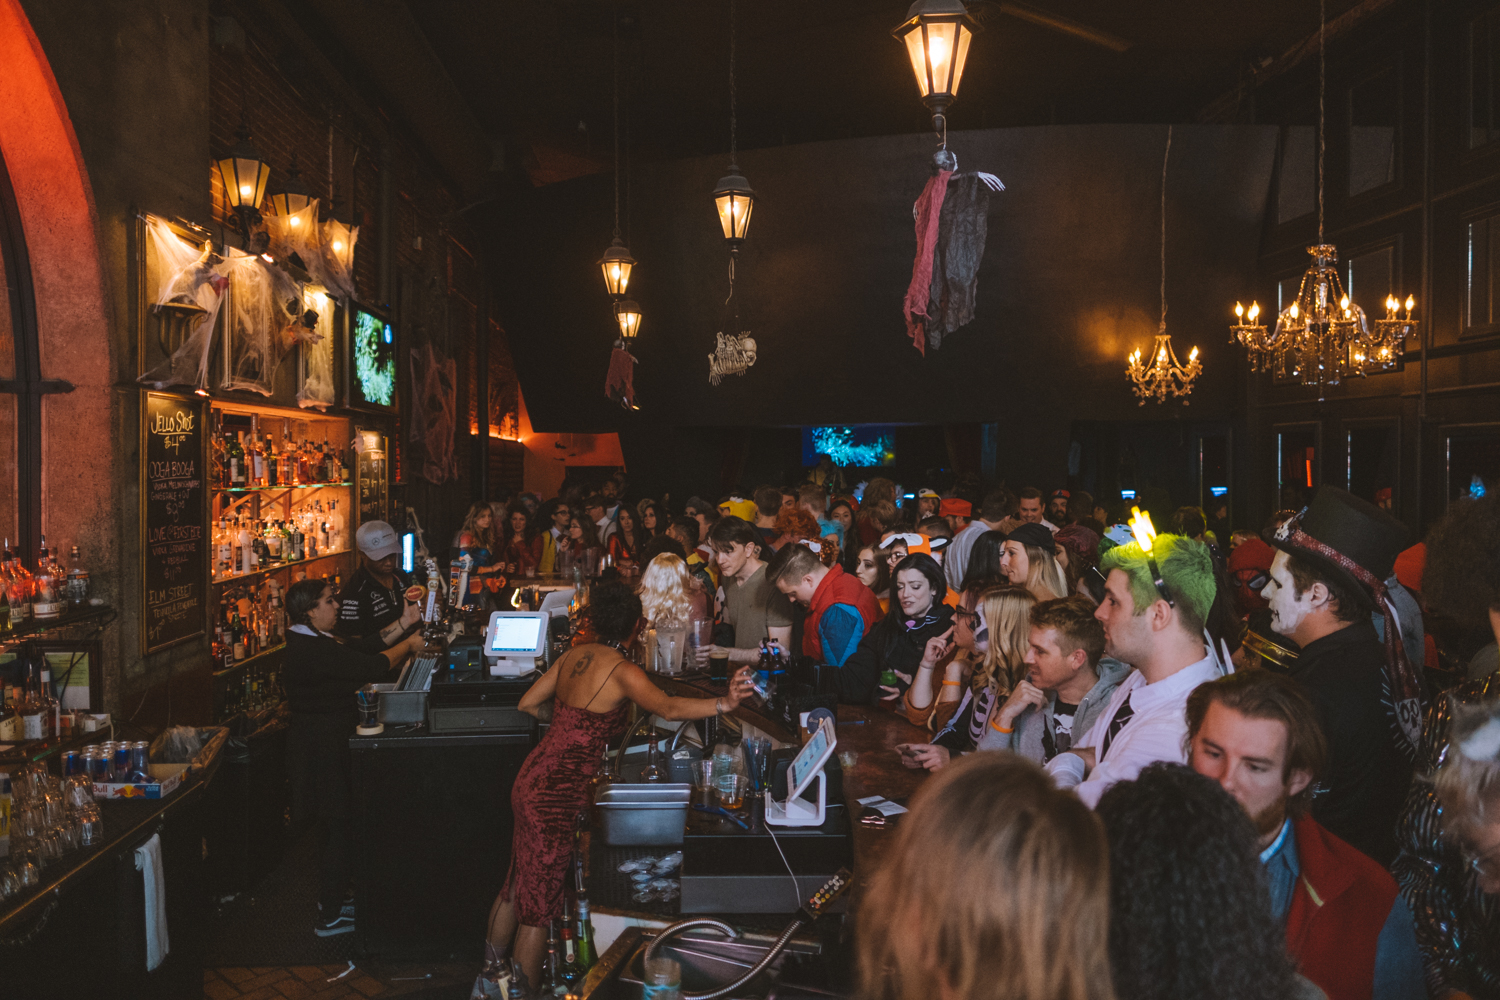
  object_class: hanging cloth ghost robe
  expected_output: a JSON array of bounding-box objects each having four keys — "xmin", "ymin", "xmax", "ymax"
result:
[
  {"xmin": 902, "ymin": 169, "xmax": 952, "ymax": 355},
  {"xmin": 924, "ymin": 172, "xmax": 1000, "ymax": 352},
  {"xmin": 605, "ymin": 345, "xmax": 638, "ymax": 409}
]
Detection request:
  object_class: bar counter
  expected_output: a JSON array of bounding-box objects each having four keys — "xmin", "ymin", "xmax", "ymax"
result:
[{"xmin": 649, "ymin": 673, "xmax": 933, "ymax": 903}]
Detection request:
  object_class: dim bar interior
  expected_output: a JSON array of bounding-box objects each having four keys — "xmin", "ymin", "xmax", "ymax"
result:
[{"xmin": 1, "ymin": 0, "xmax": 1499, "ymax": 996}]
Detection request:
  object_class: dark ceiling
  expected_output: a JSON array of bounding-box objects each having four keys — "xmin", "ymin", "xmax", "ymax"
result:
[{"xmin": 400, "ymin": 0, "xmax": 1362, "ymax": 187}]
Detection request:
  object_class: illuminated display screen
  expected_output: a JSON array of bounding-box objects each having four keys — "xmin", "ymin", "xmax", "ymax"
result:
[
  {"xmin": 352, "ymin": 308, "xmax": 396, "ymax": 408},
  {"xmin": 803, "ymin": 426, "xmax": 896, "ymax": 467}
]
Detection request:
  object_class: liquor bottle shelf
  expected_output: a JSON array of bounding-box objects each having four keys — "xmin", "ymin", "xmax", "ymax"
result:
[
  {"xmin": 213, "ymin": 641, "xmax": 286, "ymax": 677},
  {"xmin": 0, "ymin": 604, "xmax": 115, "ymax": 649},
  {"xmin": 212, "ymin": 480, "xmax": 352, "ymax": 493},
  {"xmin": 211, "ymin": 548, "xmax": 350, "ymax": 588}
]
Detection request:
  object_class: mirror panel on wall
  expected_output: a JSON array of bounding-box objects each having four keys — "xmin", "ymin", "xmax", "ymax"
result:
[
  {"xmin": 1276, "ymin": 423, "xmax": 1320, "ymax": 511},
  {"xmin": 1447, "ymin": 426, "xmax": 1500, "ymax": 504},
  {"xmin": 1346, "ymin": 246, "xmax": 1395, "ymax": 309},
  {"xmin": 1346, "ymin": 421, "xmax": 1399, "ymax": 512},
  {"xmin": 1349, "ymin": 69, "xmax": 1399, "ymax": 195},
  {"xmin": 1277, "ymin": 126, "xmax": 1316, "ymax": 223},
  {"xmin": 1466, "ymin": 209, "xmax": 1500, "ymax": 332}
]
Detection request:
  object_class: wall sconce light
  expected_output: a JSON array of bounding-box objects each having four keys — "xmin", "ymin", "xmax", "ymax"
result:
[{"xmin": 215, "ymin": 119, "xmax": 271, "ymax": 238}]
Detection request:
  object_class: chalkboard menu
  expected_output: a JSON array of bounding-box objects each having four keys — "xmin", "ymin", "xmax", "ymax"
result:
[
  {"xmin": 142, "ymin": 392, "xmax": 206, "ymax": 654},
  {"xmin": 356, "ymin": 429, "xmax": 388, "ymax": 526}
]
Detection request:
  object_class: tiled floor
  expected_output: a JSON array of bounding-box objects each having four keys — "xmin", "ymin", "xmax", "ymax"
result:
[{"xmin": 204, "ymin": 962, "xmax": 473, "ymax": 999}]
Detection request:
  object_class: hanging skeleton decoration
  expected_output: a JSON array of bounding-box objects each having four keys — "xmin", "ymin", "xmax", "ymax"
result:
[
  {"xmin": 902, "ymin": 169, "xmax": 1005, "ymax": 355},
  {"xmin": 708, "ymin": 331, "xmax": 756, "ymax": 385},
  {"xmin": 605, "ymin": 340, "xmax": 640, "ymax": 410}
]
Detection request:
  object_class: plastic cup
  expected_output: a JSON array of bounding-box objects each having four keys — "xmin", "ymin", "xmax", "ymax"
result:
[{"xmin": 716, "ymin": 774, "xmax": 746, "ymax": 810}]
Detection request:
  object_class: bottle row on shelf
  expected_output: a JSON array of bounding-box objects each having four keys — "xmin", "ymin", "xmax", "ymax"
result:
[
  {"xmin": 0, "ymin": 656, "xmax": 80, "ymax": 743},
  {"xmin": 213, "ymin": 414, "xmax": 351, "ymax": 491},
  {"xmin": 1, "ymin": 537, "xmax": 92, "ymax": 636},
  {"xmin": 212, "ymin": 499, "xmax": 347, "ymax": 582}
]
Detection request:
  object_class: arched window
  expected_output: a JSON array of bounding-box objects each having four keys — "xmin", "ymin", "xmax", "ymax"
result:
[{"xmin": 0, "ymin": 143, "xmax": 42, "ymax": 560}]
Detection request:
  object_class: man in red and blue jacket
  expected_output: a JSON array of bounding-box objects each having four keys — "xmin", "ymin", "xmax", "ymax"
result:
[
  {"xmin": 766, "ymin": 541, "xmax": 880, "ymax": 666},
  {"xmin": 1187, "ymin": 670, "xmax": 1424, "ymax": 1000}
]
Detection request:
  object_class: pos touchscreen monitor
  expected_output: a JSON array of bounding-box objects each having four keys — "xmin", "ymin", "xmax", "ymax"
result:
[
  {"xmin": 484, "ymin": 611, "xmax": 548, "ymax": 677},
  {"xmin": 766, "ymin": 716, "xmax": 837, "ymax": 827}
]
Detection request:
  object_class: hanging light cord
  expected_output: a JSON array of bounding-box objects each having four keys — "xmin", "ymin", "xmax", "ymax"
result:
[
  {"xmin": 729, "ymin": 0, "xmax": 738, "ymax": 165},
  {"xmin": 1160, "ymin": 125, "xmax": 1171, "ymax": 331},
  {"xmin": 612, "ymin": 8, "xmax": 621, "ymax": 240},
  {"xmin": 1317, "ymin": 0, "xmax": 1325, "ymax": 245}
]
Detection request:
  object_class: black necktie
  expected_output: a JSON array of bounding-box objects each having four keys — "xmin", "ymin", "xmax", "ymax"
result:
[{"xmin": 1099, "ymin": 696, "xmax": 1135, "ymax": 759}]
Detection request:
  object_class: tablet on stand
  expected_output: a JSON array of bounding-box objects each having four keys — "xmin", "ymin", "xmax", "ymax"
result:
[{"xmin": 765, "ymin": 717, "xmax": 837, "ymax": 828}]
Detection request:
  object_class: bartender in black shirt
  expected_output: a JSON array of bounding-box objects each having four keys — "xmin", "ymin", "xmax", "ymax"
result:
[
  {"xmin": 286, "ymin": 575, "xmax": 424, "ymax": 938},
  {"xmin": 337, "ymin": 520, "xmax": 425, "ymax": 646}
]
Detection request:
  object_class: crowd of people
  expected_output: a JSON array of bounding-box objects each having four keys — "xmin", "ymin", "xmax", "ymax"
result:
[{"xmin": 440, "ymin": 468, "xmax": 1499, "ymax": 1000}]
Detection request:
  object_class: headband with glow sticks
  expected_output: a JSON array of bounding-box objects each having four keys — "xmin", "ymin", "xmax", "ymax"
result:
[{"xmin": 1130, "ymin": 506, "xmax": 1175, "ymax": 607}]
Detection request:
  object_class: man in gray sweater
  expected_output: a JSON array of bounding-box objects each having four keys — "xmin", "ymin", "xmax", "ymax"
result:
[{"xmin": 977, "ymin": 596, "xmax": 1129, "ymax": 763}]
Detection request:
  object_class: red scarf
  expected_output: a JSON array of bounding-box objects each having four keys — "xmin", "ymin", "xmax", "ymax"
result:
[{"xmin": 903, "ymin": 170, "xmax": 952, "ymax": 356}]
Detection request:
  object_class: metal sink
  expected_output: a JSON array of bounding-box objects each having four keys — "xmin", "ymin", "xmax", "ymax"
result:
[{"xmin": 615, "ymin": 929, "xmax": 832, "ymax": 1000}]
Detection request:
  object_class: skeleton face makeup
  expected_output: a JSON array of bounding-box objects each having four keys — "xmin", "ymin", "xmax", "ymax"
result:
[{"xmin": 1263, "ymin": 550, "xmax": 1318, "ymax": 638}]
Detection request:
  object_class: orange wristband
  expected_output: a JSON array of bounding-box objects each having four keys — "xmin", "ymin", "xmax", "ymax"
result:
[
  {"xmin": 989, "ymin": 716, "xmax": 1013, "ymax": 733},
  {"xmin": 941, "ymin": 680, "xmax": 961, "ymax": 687}
]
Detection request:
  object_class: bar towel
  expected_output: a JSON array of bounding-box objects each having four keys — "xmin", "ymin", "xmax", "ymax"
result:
[{"xmin": 134, "ymin": 833, "xmax": 170, "ymax": 971}]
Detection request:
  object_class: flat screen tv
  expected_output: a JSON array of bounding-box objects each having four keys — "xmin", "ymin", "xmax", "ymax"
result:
[
  {"xmin": 802, "ymin": 426, "xmax": 896, "ymax": 468},
  {"xmin": 350, "ymin": 305, "xmax": 397, "ymax": 410}
]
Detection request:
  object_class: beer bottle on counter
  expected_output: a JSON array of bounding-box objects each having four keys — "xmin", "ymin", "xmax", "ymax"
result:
[
  {"xmin": 540, "ymin": 921, "xmax": 566, "ymax": 997},
  {"xmin": 560, "ymin": 905, "xmax": 583, "ymax": 989}
]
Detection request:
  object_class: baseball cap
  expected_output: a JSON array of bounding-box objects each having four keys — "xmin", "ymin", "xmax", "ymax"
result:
[
  {"xmin": 1050, "ymin": 489, "xmax": 1071, "ymax": 501},
  {"xmin": 939, "ymin": 498, "xmax": 971, "ymax": 518},
  {"xmin": 356, "ymin": 520, "xmax": 402, "ymax": 561}
]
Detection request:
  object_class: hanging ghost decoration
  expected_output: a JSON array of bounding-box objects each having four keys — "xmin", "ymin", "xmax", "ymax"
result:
[
  {"xmin": 902, "ymin": 170, "xmax": 1004, "ymax": 354},
  {"xmin": 605, "ymin": 341, "xmax": 640, "ymax": 410}
]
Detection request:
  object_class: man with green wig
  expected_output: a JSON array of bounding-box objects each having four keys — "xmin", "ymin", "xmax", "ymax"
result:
[{"xmin": 1046, "ymin": 527, "xmax": 1226, "ymax": 807}]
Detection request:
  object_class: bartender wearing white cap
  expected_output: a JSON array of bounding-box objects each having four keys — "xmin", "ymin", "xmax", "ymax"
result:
[{"xmin": 335, "ymin": 520, "xmax": 425, "ymax": 647}]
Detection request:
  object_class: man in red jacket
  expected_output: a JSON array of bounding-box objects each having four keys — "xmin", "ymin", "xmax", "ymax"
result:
[
  {"xmin": 766, "ymin": 541, "xmax": 879, "ymax": 666},
  {"xmin": 1186, "ymin": 670, "xmax": 1424, "ymax": 1000}
]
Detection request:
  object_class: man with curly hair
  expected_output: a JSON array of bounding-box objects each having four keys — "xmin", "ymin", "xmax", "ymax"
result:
[
  {"xmin": 1045, "ymin": 531, "xmax": 1224, "ymax": 807},
  {"xmin": 1393, "ymin": 494, "xmax": 1500, "ymax": 998}
]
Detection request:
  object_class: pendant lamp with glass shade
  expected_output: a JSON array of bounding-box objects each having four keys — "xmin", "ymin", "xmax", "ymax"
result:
[
  {"xmin": 598, "ymin": 10, "xmax": 636, "ymax": 301},
  {"xmin": 267, "ymin": 153, "xmax": 315, "ymax": 222},
  {"xmin": 713, "ymin": 0, "xmax": 755, "ymax": 255},
  {"xmin": 892, "ymin": 0, "xmax": 978, "ymax": 137}
]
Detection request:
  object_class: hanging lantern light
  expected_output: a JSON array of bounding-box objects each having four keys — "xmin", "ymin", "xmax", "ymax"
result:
[
  {"xmin": 713, "ymin": 169, "xmax": 755, "ymax": 251},
  {"xmin": 215, "ymin": 119, "xmax": 271, "ymax": 235},
  {"xmin": 614, "ymin": 298, "xmax": 643, "ymax": 341},
  {"xmin": 892, "ymin": 0, "xmax": 979, "ymax": 135},
  {"xmin": 599, "ymin": 238, "xmax": 635, "ymax": 298},
  {"xmin": 267, "ymin": 153, "xmax": 315, "ymax": 223}
]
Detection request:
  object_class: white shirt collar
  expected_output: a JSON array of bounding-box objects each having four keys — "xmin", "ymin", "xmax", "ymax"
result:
[
  {"xmin": 290, "ymin": 623, "xmax": 336, "ymax": 639},
  {"xmin": 1119, "ymin": 652, "xmax": 1221, "ymax": 712}
]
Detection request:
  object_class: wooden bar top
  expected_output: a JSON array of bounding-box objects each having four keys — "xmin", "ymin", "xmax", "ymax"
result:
[{"xmin": 648, "ymin": 673, "xmax": 934, "ymax": 901}]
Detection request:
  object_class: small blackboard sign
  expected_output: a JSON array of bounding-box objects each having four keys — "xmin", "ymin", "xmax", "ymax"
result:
[
  {"xmin": 142, "ymin": 391, "xmax": 206, "ymax": 654},
  {"xmin": 356, "ymin": 430, "xmax": 388, "ymax": 527}
]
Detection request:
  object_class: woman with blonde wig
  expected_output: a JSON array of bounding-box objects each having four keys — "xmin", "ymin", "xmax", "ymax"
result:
[
  {"xmin": 637, "ymin": 552, "xmax": 706, "ymax": 631},
  {"xmin": 858, "ymin": 753, "xmax": 1114, "ymax": 1000},
  {"xmin": 900, "ymin": 585, "xmax": 1036, "ymax": 769}
]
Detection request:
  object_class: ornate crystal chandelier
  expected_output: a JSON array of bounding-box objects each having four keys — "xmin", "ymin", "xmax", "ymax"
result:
[
  {"xmin": 1228, "ymin": 0, "xmax": 1416, "ymax": 393},
  {"xmin": 1127, "ymin": 126, "xmax": 1202, "ymax": 405}
]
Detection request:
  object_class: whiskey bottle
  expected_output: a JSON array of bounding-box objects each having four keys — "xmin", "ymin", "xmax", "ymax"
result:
[
  {"xmin": 32, "ymin": 537, "xmax": 62, "ymax": 620},
  {"xmin": 229, "ymin": 431, "xmax": 247, "ymax": 488},
  {"xmin": 66, "ymin": 546, "xmax": 90, "ymax": 606}
]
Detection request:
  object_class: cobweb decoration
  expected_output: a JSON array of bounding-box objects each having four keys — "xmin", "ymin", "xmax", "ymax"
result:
[
  {"xmin": 263, "ymin": 201, "xmax": 321, "ymax": 273},
  {"xmin": 409, "ymin": 341, "xmax": 458, "ymax": 485},
  {"xmin": 298, "ymin": 286, "xmax": 337, "ymax": 409},
  {"xmin": 219, "ymin": 249, "xmax": 307, "ymax": 395},
  {"xmin": 137, "ymin": 215, "xmax": 230, "ymax": 391},
  {"xmin": 319, "ymin": 218, "xmax": 359, "ymax": 302}
]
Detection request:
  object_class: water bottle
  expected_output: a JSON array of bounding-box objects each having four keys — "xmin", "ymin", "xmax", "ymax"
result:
[{"xmin": 642, "ymin": 957, "xmax": 682, "ymax": 1000}]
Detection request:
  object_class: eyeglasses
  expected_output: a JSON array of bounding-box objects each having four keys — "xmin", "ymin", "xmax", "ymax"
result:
[{"xmin": 953, "ymin": 606, "xmax": 980, "ymax": 625}]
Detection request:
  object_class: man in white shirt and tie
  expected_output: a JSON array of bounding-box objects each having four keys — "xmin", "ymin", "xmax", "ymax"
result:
[{"xmin": 1046, "ymin": 525, "xmax": 1224, "ymax": 808}]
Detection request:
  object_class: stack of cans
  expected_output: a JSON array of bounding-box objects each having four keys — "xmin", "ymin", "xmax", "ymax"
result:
[{"xmin": 78, "ymin": 740, "xmax": 153, "ymax": 785}]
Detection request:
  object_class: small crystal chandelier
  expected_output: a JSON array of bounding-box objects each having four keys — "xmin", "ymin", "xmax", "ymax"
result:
[
  {"xmin": 1227, "ymin": 0, "xmax": 1416, "ymax": 393},
  {"xmin": 1128, "ymin": 126, "xmax": 1202, "ymax": 405}
]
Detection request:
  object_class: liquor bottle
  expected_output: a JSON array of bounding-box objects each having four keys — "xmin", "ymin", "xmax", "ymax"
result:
[
  {"xmin": 31, "ymin": 538, "xmax": 62, "ymax": 620},
  {"xmin": 279, "ymin": 437, "xmax": 296, "ymax": 487},
  {"xmin": 0, "ymin": 570, "xmax": 10, "ymax": 639},
  {"xmin": 19, "ymin": 668, "xmax": 45, "ymax": 742},
  {"xmin": 540, "ymin": 922, "xmax": 567, "ymax": 997},
  {"xmin": 237, "ymin": 519, "xmax": 255, "ymax": 575},
  {"xmin": 575, "ymin": 855, "xmax": 597, "ymax": 970},
  {"xmin": 0, "ymin": 686, "xmax": 17, "ymax": 741},
  {"xmin": 229, "ymin": 431, "xmax": 247, "ymax": 488},
  {"xmin": 66, "ymin": 545, "xmax": 90, "ymax": 606},
  {"xmin": 248, "ymin": 433, "xmax": 266, "ymax": 487},
  {"xmin": 37, "ymin": 667, "xmax": 57, "ymax": 739},
  {"xmin": 561, "ymin": 920, "xmax": 583, "ymax": 990},
  {"xmin": 231, "ymin": 610, "xmax": 246, "ymax": 661},
  {"xmin": 263, "ymin": 434, "xmax": 279, "ymax": 487},
  {"xmin": 212, "ymin": 413, "xmax": 228, "ymax": 488}
]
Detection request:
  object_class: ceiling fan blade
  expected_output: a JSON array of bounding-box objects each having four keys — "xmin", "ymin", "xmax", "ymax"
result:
[{"xmin": 998, "ymin": 1, "xmax": 1133, "ymax": 53}]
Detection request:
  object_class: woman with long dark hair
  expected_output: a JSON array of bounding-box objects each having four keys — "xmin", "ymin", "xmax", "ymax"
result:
[
  {"xmin": 606, "ymin": 505, "xmax": 648, "ymax": 574},
  {"xmin": 479, "ymin": 582, "xmax": 754, "ymax": 989},
  {"xmin": 1097, "ymin": 762, "xmax": 1313, "ymax": 1000},
  {"xmin": 501, "ymin": 503, "xmax": 538, "ymax": 577},
  {"xmin": 852, "ymin": 543, "xmax": 892, "ymax": 617},
  {"xmin": 636, "ymin": 499, "xmax": 665, "ymax": 539},
  {"xmin": 836, "ymin": 553, "xmax": 954, "ymax": 711},
  {"xmin": 558, "ymin": 514, "xmax": 603, "ymax": 577},
  {"xmin": 284, "ymin": 577, "xmax": 424, "ymax": 938},
  {"xmin": 959, "ymin": 529, "xmax": 1006, "ymax": 594}
]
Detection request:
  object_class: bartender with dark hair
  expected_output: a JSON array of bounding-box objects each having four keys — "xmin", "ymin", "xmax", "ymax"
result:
[
  {"xmin": 285, "ymin": 576, "xmax": 425, "ymax": 938},
  {"xmin": 337, "ymin": 520, "xmax": 425, "ymax": 647}
]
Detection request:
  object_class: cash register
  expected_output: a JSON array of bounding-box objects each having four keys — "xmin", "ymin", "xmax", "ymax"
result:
[{"xmin": 424, "ymin": 612, "xmax": 546, "ymax": 734}]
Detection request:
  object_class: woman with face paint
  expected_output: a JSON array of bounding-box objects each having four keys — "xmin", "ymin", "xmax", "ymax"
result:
[{"xmin": 899, "ymin": 585, "xmax": 1037, "ymax": 771}]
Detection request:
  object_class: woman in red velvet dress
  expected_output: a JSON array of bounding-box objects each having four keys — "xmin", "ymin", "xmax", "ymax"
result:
[{"xmin": 480, "ymin": 580, "xmax": 754, "ymax": 987}]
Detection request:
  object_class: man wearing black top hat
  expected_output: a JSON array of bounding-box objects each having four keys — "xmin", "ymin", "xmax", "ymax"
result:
[{"xmin": 1263, "ymin": 486, "xmax": 1423, "ymax": 865}]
